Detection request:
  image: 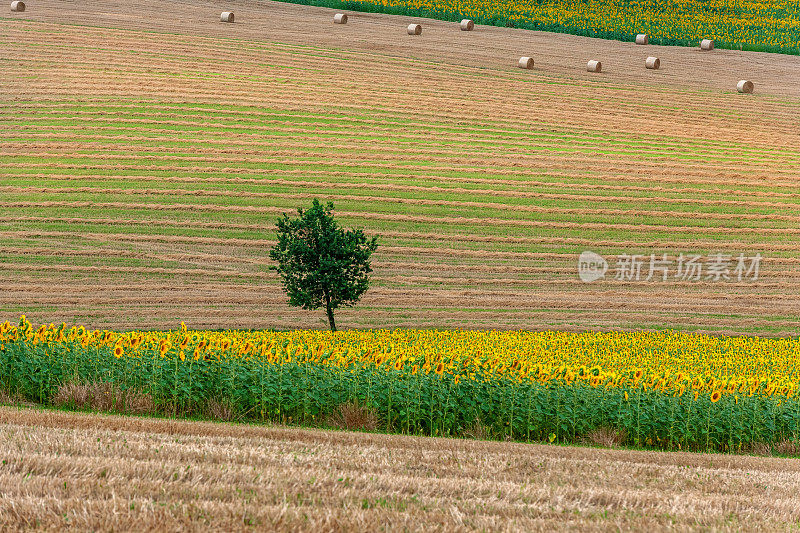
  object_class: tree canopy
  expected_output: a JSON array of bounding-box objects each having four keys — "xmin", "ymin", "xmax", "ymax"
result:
[{"xmin": 269, "ymin": 200, "xmax": 378, "ymax": 331}]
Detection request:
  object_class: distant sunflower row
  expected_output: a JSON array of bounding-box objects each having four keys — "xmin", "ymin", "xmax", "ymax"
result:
[
  {"xmin": 2, "ymin": 316, "xmax": 800, "ymax": 451},
  {"xmin": 4, "ymin": 317, "xmax": 796, "ymax": 399},
  {"xmin": 311, "ymin": 0, "xmax": 800, "ymax": 54}
]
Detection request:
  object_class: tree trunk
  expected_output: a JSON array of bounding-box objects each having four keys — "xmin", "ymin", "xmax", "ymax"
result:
[{"xmin": 325, "ymin": 293, "xmax": 337, "ymax": 332}]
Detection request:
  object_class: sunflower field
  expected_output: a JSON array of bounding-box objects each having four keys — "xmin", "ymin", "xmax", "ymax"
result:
[
  {"xmin": 286, "ymin": 0, "xmax": 800, "ymax": 54},
  {"xmin": 2, "ymin": 316, "xmax": 800, "ymax": 452}
]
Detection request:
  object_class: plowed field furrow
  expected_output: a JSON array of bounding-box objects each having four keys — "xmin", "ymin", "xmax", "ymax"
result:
[
  {"xmin": 0, "ymin": 277, "xmax": 795, "ymax": 310},
  {"xmin": 3, "ymin": 0, "xmax": 800, "ymax": 333},
  {"xmin": 4, "ymin": 152, "xmax": 796, "ymax": 183},
  {"xmin": 0, "ymin": 215, "xmax": 780, "ymax": 246},
  {"xmin": 5, "ymin": 224, "xmax": 799, "ymax": 254},
  {"xmin": 4, "ymin": 279, "xmax": 799, "ymax": 296},
  {"xmin": 5, "ymin": 97, "xmax": 796, "ymax": 130},
  {"xmin": 5, "ymin": 195, "xmax": 800, "ymax": 227},
  {"xmin": 4, "ymin": 113, "xmax": 798, "ymax": 155},
  {"xmin": 7, "ymin": 156, "xmax": 800, "ymax": 186},
  {"xmin": 3, "ymin": 308, "xmax": 800, "ymax": 337},
  {"xmin": 8, "ymin": 145, "xmax": 796, "ymax": 171},
  {"xmin": 9, "ymin": 185, "xmax": 800, "ymax": 213},
  {"xmin": 6, "ymin": 205, "xmax": 800, "ymax": 242},
  {"xmin": 1, "ymin": 230, "xmax": 798, "ymax": 265},
  {"xmin": 7, "ymin": 172, "xmax": 800, "ymax": 197},
  {"xmin": 3, "ymin": 120, "xmax": 796, "ymax": 158}
]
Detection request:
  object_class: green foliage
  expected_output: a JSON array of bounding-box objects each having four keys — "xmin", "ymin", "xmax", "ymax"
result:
[
  {"xmin": 269, "ymin": 200, "xmax": 378, "ymax": 331},
  {"xmin": 1, "ymin": 337, "xmax": 798, "ymax": 453}
]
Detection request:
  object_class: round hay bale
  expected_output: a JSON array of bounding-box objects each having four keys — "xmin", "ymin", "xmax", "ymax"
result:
[
  {"xmin": 737, "ymin": 80, "xmax": 754, "ymax": 93},
  {"xmin": 460, "ymin": 19, "xmax": 474, "ymax": 31},
  {"xmin": 700, "ymin": 39, "xmax": 714, "ymax": 50},
  {"xmin": 635, "ymin": 34, "xmax": 648, "ymax": 45},
  {"xmin": 333, "ymin": 13, "xmax": 347, "ymax": 24},
  {"xmin": 220, "ymin": 11, "xmax": 234, "ymax": 23},
  {"xmin": 645, "ymin": 56, "xmax": 660, "ymax": 69},
  {"xmin": 10, "ymin": 1, "xmax": 24, "ymax": 12},
  {"xmin": 518, "ymin": 56, "xmax": 534, "ymax": 69},
  {"xmin": 587, "ymin": 60, "xmax": 602, "ymax": 73},
  {"xmin": 407, "ymin": 23, "xmax": 422, "ymax": 35}
]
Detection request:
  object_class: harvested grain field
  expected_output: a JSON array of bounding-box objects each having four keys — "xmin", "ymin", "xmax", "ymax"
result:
[
  {"xmin": 2, "ymin": 0, "xmax": 800, "ymax": 334},
  {"xmin": 0, "ymin": 406, "xmax": 799, "ymax": 531}
]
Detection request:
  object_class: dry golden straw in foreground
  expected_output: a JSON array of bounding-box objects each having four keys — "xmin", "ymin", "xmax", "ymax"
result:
[{"xmin": 1, "ymin": 407, "xmax": 800, "ymax": 531}]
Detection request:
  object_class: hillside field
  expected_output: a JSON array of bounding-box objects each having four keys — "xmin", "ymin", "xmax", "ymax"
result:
[{"xmin": 3, "ymin": 0, "xmax": 800, "ymax": 335}]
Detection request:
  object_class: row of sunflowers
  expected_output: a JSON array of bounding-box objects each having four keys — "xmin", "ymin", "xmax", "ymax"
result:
[
  {"xmin": 305, "ymin": 0, "xmax": 800, "ymax": 54},
  {"xmin": 2, "ymin": 316, "xmax": 799, "ymax": 451}
]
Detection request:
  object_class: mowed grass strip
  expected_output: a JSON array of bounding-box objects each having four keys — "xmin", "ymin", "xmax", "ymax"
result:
[
  {"xmin": 3, "ymin": 105, "xmax": 798, "ymax": 164},
  {"xmin": 4, "ymin": 106, "xmax": 796, "ymax": 157}
]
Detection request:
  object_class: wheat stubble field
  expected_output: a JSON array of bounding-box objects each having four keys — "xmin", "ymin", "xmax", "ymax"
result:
[
  {"xmin": 2, "ymin": 406, "xmax": 800, "ymax": 531},
  {"xmin": 2, "ymin": 0, "xmax": 800, "ymax": 335}
]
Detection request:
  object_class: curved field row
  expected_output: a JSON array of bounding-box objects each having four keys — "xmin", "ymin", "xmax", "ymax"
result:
[
  {"xmin": 5, "ymin": 218, "xmax": 799, "ymax": 253},
  {"xmin": 7, "ymin": 184, "xmax": 800, "ymax": 212},
  {"xmin": 11, "ymin": 169, "xmax": 800, "ymax": 192},
  {"xmin": 4, "ymin": 119, "xmax": 797, "ymax": 157},
  {"xmin": 0, "ymin": 277, "xmax": 791, "ymax": 315},
  {"xmin": 5, "ymin": 202, "xmax": 800, "ymax": 237},
  {"xmin": 0, "ymin": 186, "xmax": 800, "ymax": 218}
]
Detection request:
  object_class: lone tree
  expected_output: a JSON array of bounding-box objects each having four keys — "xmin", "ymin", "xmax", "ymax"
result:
[{"xmin": 269, "ymin": 200, "xmax": 378, "ymax": 331}]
